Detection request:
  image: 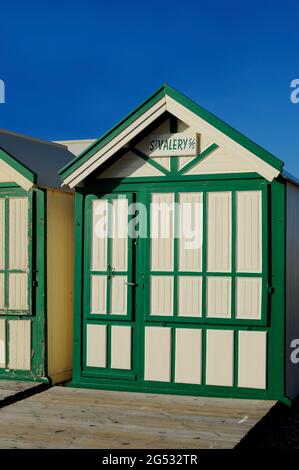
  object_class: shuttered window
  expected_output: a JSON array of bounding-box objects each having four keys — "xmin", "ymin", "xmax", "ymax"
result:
[{"xmin": 0, "ymin": 191, "xmax": 32, "ymax": 315}]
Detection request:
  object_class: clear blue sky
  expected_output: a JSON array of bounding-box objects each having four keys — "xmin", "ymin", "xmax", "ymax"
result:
[{"xmin": 0, "ymin": 0, "xmax": 298, "ymax": 173}]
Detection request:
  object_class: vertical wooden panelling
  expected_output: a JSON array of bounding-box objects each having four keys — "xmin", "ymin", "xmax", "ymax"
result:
[
  {"xmin": 0, "ymin": 273, "xmax": 4, "ymax": 309},
  {"xmin": 9, "ymin": 197, "xmax": 28, "ymax": 269},
  {"xmin": 91, "ymin": 275, "xmax": 107, "ymax": 314},
  {"xmin": 111, "ymin": 326, "xmax": 131, "ymax": 370},
  {"xmin": 236, "ymin": 191, "xmax": 262, "ymax": 273},
  {"xmin": 207, "ymin": 191, "xmax": 232, "ymax": 272},
  {"xmin": 92, "ymin": 199, "xmax": 108, "ymax": 271},
  {"xmin": 144, "ymin": 327, "xmax": 171, "ymax": 382},
  {"xmin": 47, "ymin": 190, "xmax": 74, "ymax": 384},
  {"xmin": 111, "ymin": 198, "xmax": 128, "ymax": 271},
  {"xmin": 8, "ymin": 320, "xmax": 31, "ymax": 370},
  {"xmin": 238, "ymin": 331, "xmax": 267, "ymax": 389},
  {"xmin": 236, "ymin": 277, "xmax": 262, "ymax": 319},
  {"xmin": 0, "ymin": 199, "xmax": 5, "ymax": 269},
  {"xmin": 110, "ymin": 276, "xmax": 127, "ymax": 315},
  {"xmin": 86, "ymin": 324, "xmax": 107, "ymax": 367},
  {"xmin": 175, "ymin": 328, "xmax": 202, "ymax": 384},
  {"xmin": 0, "ymin": 319, "xmax": 5, "ymax": 367},
  {"xmin": 178, "ymin": 192, "xmax": 202, "ymax": 271},
  {"xmin": 150, "ymin": 193, "xmax": 174, "ymax": 271},
  {"xmin": 206, "ymin": 329, "xmax": 234, "ymax": 386},
  {"xmin": 178, "ymin": 276, "xmax": 202, "ymax": 317},
  {"xmin": 206, "ymin": 277, "xmax": 231, "ymax": 318},
  {"xmin": 8, "ymin": 273, "xmax": 28, "ymax": 310},
  {"xmin": 150, "ymin": 276, "xmax": 174, "ymax": 316}
]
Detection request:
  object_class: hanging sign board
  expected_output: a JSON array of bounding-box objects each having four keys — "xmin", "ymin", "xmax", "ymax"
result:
[{"xmin": 148, "ymin": 131, "xmax": 197, "ymax": 157}]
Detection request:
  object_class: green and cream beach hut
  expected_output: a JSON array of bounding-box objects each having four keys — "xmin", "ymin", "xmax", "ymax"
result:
[
  {"xmin": 60, "ymin": 85, "xmax": 299, "ymax": 403},
  {"xmin": 0, "ymin": 130, "xmax": 74, "ymax": 383}
]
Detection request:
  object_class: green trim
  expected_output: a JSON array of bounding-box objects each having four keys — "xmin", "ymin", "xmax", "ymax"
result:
[
  {"xmin": 130, "ymin": 147, "xmax": 169, "ymax": 176},
  {"xmin": 0, "ymin": 147, "xmax": 36, "ymax": 184},
  {"xmin": 59, "ymin": 84, "xmax": 283, "ymax": 183},
  {"xmin": 178, "ymin": 143, "xmax": 219, "ymax": 175},
  {"xmin": 59, "ymin": 87, "xmax": 166, "ymax": 179}
]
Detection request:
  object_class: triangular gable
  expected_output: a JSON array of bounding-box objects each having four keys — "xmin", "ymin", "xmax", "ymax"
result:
[
  {"xmin": 0, "ymin": 147, "xmax": 36, "ymax": 190},
  {"xmin": 59, "ymin": 85, "xmax": 283, "ymax": 187}
]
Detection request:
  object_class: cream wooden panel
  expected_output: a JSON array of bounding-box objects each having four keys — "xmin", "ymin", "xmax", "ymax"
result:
[
  {"xmin": 206, "ymin": 330, "xmax": 234, "ymax": 386},
  {"xmin": 111, "ymin": 198, "xmax": 128, "ymax": 271},
  {"xmin": 92, "ymin": 199, "xmax": 108, "ymax": 271},
  {"xmin": 238, "ymin": 331, "xmax": 267, "ymax": 389},
  {"xmin": 111, "ymin": 326, "xmax": 131, "ymax": 370},
  {"xmin": 185, "ymin": 147, "xmax": 253, "ymax": 175},
  {"xmin": 46, "ymin": 190, "xmax": 74, "ymax": 384},
  {"xmin": 207, "ymin": 191, "xmax": 231, "ymax": 272},
  {"xmin": 98, "ymin": 151, "xmax": 165, "ymax": 178},
  {"xmin": 206, "ymin": 277, "xmax": 231, "ymax": 318},
  {"xmin": 8, "ymin": 320, "xmax": 31, "ymax": 370},
  {"xmin": 165, "ymin": 95, "xmax": 279, "ymax": 182},
  {"xmin": 177, "ymin": 119, "xmax": 195, "ymax": 170},
  {"xmin": 0, "ymin": 273, "xmax": 4, "ymax": 310},
  {"xmin": 144, "ymin": 327, "xmax": 171, "ymax": 382},
  {"xmin": 0, "ymin": 319, "xmax": 5, "ymax": 367},
  {"xmin": 8, "ymin": 273, "xmax": 28, "ymax": 310},
  {"xmin": 150, "ymin": 276, "xmax": 173, "ymax": 316},
  {"xmin": 175, "ymin": 329, "xmax": 202, "ymax": 384},
  {"xmin": 0, "ymin": 160, "xmax": 33, "ymax": 191},
  {"xmin": 110, "ymin": 276, "xmax": 127, "ymax": 315},
  {"xmin": 135, "ymin": 119, "xmax": 171, "ymax": 171},
  {"xmin": 91, "ymin": 275, "xmax": 107, "ymax": 314},
  {"xmin": 236, "ymin": 277, "xmax": 262, "ymax": 320},
  {"xmin": 178, "ymin": 192, "xmax": 202, "ymax": 271},
  {"xmin": 9, "ymin": 197, "xmax": 28, "ymax": 269},
  {"xmin": 86, "ymin": 324, "xmax": 107, "ymax": 368},
  {"xmin": 151, "ymin": 193, "xmax": 174, "ymax": 271},
  {"xmin": 236, "ymin": 191, "xmax": 262, "ymax": 273},
  {"xmin": 178, "ymin": 276, "xmax": 202, "ymax": 317},
  {"xmin": 0, "ymin": 199, "xmax": 5, "ymax": 269}
]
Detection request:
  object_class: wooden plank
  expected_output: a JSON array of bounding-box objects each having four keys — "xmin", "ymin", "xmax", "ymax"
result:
[{"xmin": 0, "ymin": 386, "xmax": 275, "ymax": 449}]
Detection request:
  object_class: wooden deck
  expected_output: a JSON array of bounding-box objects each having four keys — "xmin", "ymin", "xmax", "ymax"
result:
[
  {"xmin": 0, "ymin": 380, "xmax": 47, "ymax": 408},
  {"xmin": 0, "ymin": 386, "xmax": 275, "ymax": 449}
]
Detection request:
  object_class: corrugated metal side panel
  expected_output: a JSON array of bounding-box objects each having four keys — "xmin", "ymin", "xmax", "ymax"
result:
[
  {"xmin": 178, "ymin": 192, "xmax": 202, "ymax": 271},
  {"xmin": 151, "ymin": 193, "xmax": 174, "ymax": 271},
  {"xmin": 236, "ymin": 190, "xmax": 262, "ymax": 273},
  {"xmin": 47, "ymin": 190, "xmax": 74, "ymax": 384},
  {"xmin": 207, "ymin": 191, "xmax": 232, "ymax": 272},
  {"xmin": 0, "ymin": 319, "xmax": 5, "ymax": 367},
  {"xmin": 8, "ymin": 320, "xmax": 31, "ymax": 370},
  {"xmin": 92, "ymin": 199, "xmax": 107, "ymax": 271},
  {"xmin": 286, "ymin": 182, "xmax": 299, "ymax": 399},
  {"xmin": 9, "ymin": 197, "xmax": 28, "ymax": 269},
  {"xmin": 175, "ymin": 328, "xmax": 202, "ymax": 384},
  {"xmin": 0, "ymin": 199, "xmax": 5, "ymax": 269},
  {"xmin": 111, "ymin": 198, "xmax": 128, "ymax": 271},
  {"xmin": 150, "ymin": 276, "xmax": 174, "ymax": 316},
  {"xmin": 144, "ymin": 327, "xmax": 171, "ymax": 382}
]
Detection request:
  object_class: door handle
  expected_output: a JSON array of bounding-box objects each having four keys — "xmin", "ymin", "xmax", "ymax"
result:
[{"xmin": 125, "ymin": 281, "xmax": 136, "ymax": 286}]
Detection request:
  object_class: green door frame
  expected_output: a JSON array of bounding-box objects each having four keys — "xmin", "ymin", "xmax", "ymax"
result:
[{"xmin": 69, "ymin": 176, "xmax": 286, "ymax": 403}]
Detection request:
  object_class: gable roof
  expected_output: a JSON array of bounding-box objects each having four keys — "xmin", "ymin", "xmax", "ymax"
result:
[
  {"xmin": 59, "ymin": 85, "xmax": 284, "ymax": 187},
  {"xmin": 0, "ymin": 129, "xmax": 75, "ymax": 190}
]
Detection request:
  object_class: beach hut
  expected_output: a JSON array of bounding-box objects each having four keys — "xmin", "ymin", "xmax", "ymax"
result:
[
  {"xmin": 0, "ymin": 130, "xmax": 74, "ymax": 384},
  {"xmin": 59, "ymin": 85, "xmax": 299, "ymax": 403}
]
